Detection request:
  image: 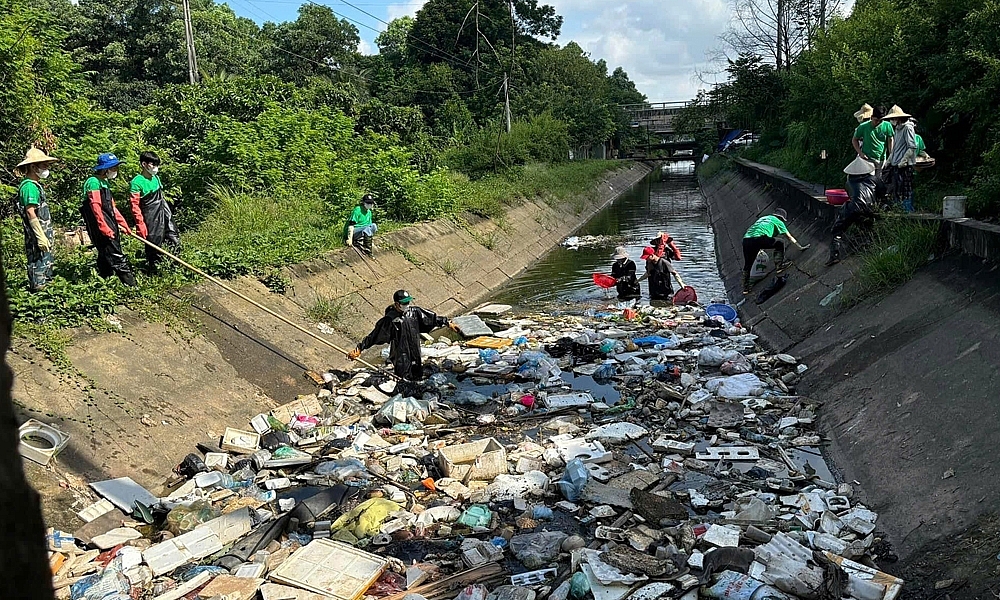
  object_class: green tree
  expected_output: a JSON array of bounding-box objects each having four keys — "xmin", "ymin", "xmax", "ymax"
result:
[{"xmin": 261, "ymin": 4, "xmax": 360, "ymax": 84}]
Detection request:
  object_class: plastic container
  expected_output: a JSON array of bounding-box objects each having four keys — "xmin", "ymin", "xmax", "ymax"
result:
[
  {"xmin": 943, "ymin": 195, "xmax": 967, "ymax": 218},
  {"xmin": 706, "ymin": 303, "xmax": 738, "ymax": 323},
  {"xmin": 825, "ymin": 189, "xmax": 849, "ymax": 205}
]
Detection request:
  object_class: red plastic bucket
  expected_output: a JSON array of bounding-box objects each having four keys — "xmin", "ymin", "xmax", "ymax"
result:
[{"xmin": 825, "ymin": 189, "xmax": 849, "ymax": 205}]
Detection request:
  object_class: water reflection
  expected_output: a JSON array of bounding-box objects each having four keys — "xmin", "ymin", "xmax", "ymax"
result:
[{"xmin": 494, "ymin": 162, "xmax": 726, "ymax": 308}]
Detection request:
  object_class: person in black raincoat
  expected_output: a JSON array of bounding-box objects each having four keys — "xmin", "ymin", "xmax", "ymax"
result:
[
  {"xmin": 827, "ymin": 156, "xmax": 882, "ymax": 266},
  {"xmin": 81, "ymin": 153, "xmax": 137, "ymax": 286},
  {"xmin": 129, "ymin": 151, "xmax": 179, "ymax": 272},
  {"xmin": 611, "ymin": 246, "xmax": 640, "ymax": 301},
  {"xmin": 348, "ymin": 290, "xmax": 457, "ymax": 380},
  {"xmin": 637, "ymin": 246, "xmax": 678, "ymax": 301}
]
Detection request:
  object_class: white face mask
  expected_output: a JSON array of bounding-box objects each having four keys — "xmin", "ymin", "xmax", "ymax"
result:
[
  {"xmin": 149, "ymin": 166, "xmax": 159, "ymax": 176},
  {"xmin": 108, "ymin": 170, "xmax": 119, "ymax": 180},
  {"xmin": 39, "ymin": 169, "xmax": 50, "ymax": 180}
]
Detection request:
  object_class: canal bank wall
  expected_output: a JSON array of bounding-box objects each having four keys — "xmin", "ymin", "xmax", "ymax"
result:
[
  {"xmin": 701, "ymin": 158, "xmax": 1000, "ymax": 587},
  {"xmin": 12, "ymin": 161, "xmax": 654, "ymax": 527}
]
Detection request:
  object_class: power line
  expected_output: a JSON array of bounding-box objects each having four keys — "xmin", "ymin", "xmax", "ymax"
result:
[
  {"xmin": 326, "ymin": 0, "xmax": 489, "ymax": 75},
  {"xmin": 220, "ymin": 0, "xmax": 499, "ymax": 96}
]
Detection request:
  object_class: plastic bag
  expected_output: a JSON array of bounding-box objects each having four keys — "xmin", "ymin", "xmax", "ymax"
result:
[
  {"xmin": 706, "ymin": 373, "xmax": 765, "ymax": 398},
  {"xmin": 479, "ymin": 349, "xmax": 501, "ymax": 364},
  {"xmin": 166, "ymin": 500, "xmax": 219, "ymax": 535},
  {"xmin": 378, "ymin": 395, "xmax": 432, "ymax": 423},
  {"xmin": 556, "ymin": 459, "xmax": 588, "ymax": 501},
  {"xmin": 290, "ymin": 414, "xmax": 320, "ymax": 434},
  {"xmin": 698, "ymin": 346, "xmax": 742, "ymax": 367},
  {"xmin": 453, "ymin": 391, "xmax": 490, "ymax": 406},
  {"xmin": 510, "ymin": 531, "xmax": 568, "ymax": 568},
  {"xmin": 330, "ymin": 498, "xmax": 401, "ymax": 539},
  {"xmin": 721, "ymin": 353, "xmax": 753, "ymax": 375},
  {"xmin": 593, "ymin": 363, "xmax": 616, "ymax": 380},
  {"xmin": 517, "ymin": 351, "xmax": 549, "ymax": 366},
  {"xmin": 71, "ymin": 570, "xmax": 131, "ymax": 600},
  {"xmin": 315, "ymin": 457, "xmax": 368, "ymax": 480}
]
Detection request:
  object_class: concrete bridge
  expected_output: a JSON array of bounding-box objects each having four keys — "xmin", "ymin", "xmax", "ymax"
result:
[{"xmin": 620, "ymin": 101, "xmax": 718, "ymax": 160}]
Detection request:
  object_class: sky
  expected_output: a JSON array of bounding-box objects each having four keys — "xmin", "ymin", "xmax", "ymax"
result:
[{"xmin": 229, "ymin": 0, "xmax": 742, "ymax": 102}]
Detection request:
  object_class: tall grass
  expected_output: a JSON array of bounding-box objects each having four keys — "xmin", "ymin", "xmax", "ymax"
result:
[{"xmin": 855, "ymin": 219, "xmax": 940, "ymax": 296}]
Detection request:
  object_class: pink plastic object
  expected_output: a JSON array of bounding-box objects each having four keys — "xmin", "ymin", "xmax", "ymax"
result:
[
  {"xmin": 825, "ymin": 189, "xmax": 849, "ymax": 205},
  {"xmin": 520, "ymin": 394, "xmax": 536, "ymax": 408}
]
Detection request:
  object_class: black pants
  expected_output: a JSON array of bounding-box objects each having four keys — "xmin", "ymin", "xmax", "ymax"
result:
[{"xmin": 742, "ymin": 236, "xmax": 784, "ymax": 275}]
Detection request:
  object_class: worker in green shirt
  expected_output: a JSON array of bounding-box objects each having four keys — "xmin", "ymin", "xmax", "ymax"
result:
[
  {"xmin": 80, "ymin": 153, "xmax": 137, "ymax": 286},
  {"xmin": 343, "ymin": 194, "xmax": 377, "ymax": 256},
  {"xmin": 129, "ymin": 151, "xmax": 179, "ymax": 272},
  {"xmin": 741, "ymin": 209, "xmax": 809, "ymax": 295},
  {"xmin": 13, "ymin": 147, "xmax": 58, "ymax": 292},
  {"xmin": 852, "ymin": 105, "xmax": 895, "ymax": 180}
]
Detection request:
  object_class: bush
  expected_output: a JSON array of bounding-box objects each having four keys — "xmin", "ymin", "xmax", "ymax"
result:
[{"xmin": 443, "ymin": 114, "xmax": 570, "ymax": 178}]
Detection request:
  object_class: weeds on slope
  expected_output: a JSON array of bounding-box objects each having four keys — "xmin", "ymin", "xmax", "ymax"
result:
[{"xmin": 854, "ymin": 219, "xmax": 939, "ymax": 297}]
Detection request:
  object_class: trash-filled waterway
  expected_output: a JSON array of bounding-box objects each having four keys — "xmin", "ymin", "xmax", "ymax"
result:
[{"xmin": 52, "ymin": 163, "xmax": 902, "ymax": 600}]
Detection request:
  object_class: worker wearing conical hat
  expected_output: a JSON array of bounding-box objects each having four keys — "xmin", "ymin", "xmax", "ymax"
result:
[{"xmin": 13, "ymin": 148, "xmax": 58, "ymax": 291}]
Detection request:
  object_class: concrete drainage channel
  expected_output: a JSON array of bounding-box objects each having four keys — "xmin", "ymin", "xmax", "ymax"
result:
[{"xmin": 44, "ymin": 166, "xmax": 906, "ymax": 600}]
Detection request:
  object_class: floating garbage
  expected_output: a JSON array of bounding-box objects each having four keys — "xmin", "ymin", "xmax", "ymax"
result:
[{"xmin": 50, "ymin": 300, "xmax": 901, "ymax": 600}]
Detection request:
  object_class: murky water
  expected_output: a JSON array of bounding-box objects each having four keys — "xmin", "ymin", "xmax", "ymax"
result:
[{"xmin": 493, "ymin": 162, "xmax": 726, "ymax": 309}]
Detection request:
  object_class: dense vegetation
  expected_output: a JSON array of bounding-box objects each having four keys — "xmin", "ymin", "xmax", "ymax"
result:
[
  {"xmin": 1, "ymin": 0, "xmax": 645, "ymax": 329},
  {"xmin": 681, "ymin": 0, "xmax": 1000, "ymax": 216}
]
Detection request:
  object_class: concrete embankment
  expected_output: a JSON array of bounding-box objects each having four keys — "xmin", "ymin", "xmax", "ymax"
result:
[
  {"xmin": 15, "ymin": 161, "xmax": 653, "ymax": 527},
  {"xmin": 702, "ymin": 158, "xmax": 1000, "ymax": 593}
]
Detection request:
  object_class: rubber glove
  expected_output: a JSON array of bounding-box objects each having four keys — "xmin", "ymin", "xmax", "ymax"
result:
[
  {"xmin": 348, "ymin": 348, "xmax": 361, "ymax": 360},
  {"xmin": 28, "ymin": 218, "xmax": 50, "ymax": 252},
  {"xmin": 346, "ymin": 226, "xmax": 355, "ymax": 246}
]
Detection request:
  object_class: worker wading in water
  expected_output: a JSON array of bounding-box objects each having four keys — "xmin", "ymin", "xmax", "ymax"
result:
[{"xmin": 349, "ymin": 290, "xmax": 457, "ymax": 381}]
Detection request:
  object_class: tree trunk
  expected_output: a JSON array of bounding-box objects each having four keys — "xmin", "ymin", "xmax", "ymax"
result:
[
  {"xmin": 776, "ymin": 0, "xmax": 785, "ymax": 70},
  {"xmin": 0, "ymin": 255, "xmax": 54, "ymax": 598}
]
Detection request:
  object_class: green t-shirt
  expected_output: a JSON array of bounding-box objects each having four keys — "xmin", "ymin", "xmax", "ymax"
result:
[
  {"xmin": 744, "ymin": 215, "xmax": 788, "ymax": 239},
  {"xmin": 18, "ymin": 180, "xmax": 41, "ymax": 207},
  {"xmin": 129, "ymin": 173, "xmax": 161, "ymax": 197},
  {"xmin": 343, "ymin": 205, "xmax": 373, "ymax": 238},
  {"xmin": 83, "ymin": 176, "xmax": 109, "ymax": 196},
  {"xmin": 915, "ymin": 134, "xmax": 925, "ymax": 156},
  {"xmin": 854, "ymin": 120, "xmax": 895, "ymax": 161}
]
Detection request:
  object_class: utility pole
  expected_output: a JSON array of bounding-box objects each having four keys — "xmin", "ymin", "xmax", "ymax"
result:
[
  {"xmin": 820, "ymin": 0, "xmax": 827, "ymax": 32},
  {"xmin": 182, "ymin": 0, "xmax": 199, "ymax": 84},
  {"xmin": 503, "ymin": 73, "xmax": 511, "ymax": 133}
]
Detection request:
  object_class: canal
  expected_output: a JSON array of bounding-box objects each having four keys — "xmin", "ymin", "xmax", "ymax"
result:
[{"xmin": 493, "ymin": 162, "xmax": 726, "ymax": 309}]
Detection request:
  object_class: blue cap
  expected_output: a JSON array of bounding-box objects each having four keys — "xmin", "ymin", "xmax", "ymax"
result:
[{"xmin": 93, "ymin": 153, "xmax": 121, "ymax": 172}]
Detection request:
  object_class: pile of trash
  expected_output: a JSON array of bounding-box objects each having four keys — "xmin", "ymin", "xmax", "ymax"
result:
[{"xmin": 43, "ymin": 301, "xmax": 903, "ymax": 600}]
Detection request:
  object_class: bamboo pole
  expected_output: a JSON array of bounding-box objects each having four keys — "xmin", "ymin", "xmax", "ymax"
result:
[{"xmin": 126, "ymin": 232, "xmax": 400, "ymax": 380}]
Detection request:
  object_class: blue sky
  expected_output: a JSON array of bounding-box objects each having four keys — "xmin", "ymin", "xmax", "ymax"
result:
[{"xmin": 229, "ymin": 1, "xmax": 852, "ymax": 102}]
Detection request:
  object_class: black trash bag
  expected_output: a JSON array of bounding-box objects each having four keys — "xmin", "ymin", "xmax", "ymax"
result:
[
  {"xmin": 755, "ymin": 275, "xmax": 788, "ymax": 305},
  {"xmin": 176, "ymin": 453, "xmax": 207, "ymax": 479}
]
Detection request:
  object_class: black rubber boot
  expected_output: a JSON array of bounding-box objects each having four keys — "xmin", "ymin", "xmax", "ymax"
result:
[
  {"xmin": 362, "ymin": 233, "xmax": 373, "ymax": 256},
  {"xmin": 825, "ymin": 237, "xmax": 842, "ymax": 266},
  {"xmin": 741, "ymin": 271, "xmax": 752, "ymax": 295}
]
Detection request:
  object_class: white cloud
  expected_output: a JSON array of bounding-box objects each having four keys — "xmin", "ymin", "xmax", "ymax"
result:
[
  {"xmin": 358, "ymin": 38, "xmax": 376, "ymax": 56},
  {"xmin": 387, "ymin": 0, "xmax": 427, "ymax": 21},
  {"xmin": 549, "ymin": 0, "xmax": 733, "ymax": 101}
]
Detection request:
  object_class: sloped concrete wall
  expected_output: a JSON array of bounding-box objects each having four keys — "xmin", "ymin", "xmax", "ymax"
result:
[
  {"xmin": 12, "ymin": 162, "xmax": 653, "ymax": 527},
  {"xmin": 702, "ymin": 159, "xmax": 1000, "ymax": 574}
]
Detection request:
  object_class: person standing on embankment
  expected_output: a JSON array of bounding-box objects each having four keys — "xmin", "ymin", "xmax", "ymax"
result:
[
  {"xmin": 129, "ymin": 151, "xmax": 180, "ymax": 273},
  {"xmin": 885, "ymin": 105, "xmax": 918, "ymax": 213},
  {"xmin": 13, "ymin": 148, "xmax": 58, "ymax": 292},
  {"xmin": 852, "ymin": 106, "xmax": 894, "ymax": 180},
  {"xmin": 81, "ymin": 153, "xmax": 137, "ymax": 286}
]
